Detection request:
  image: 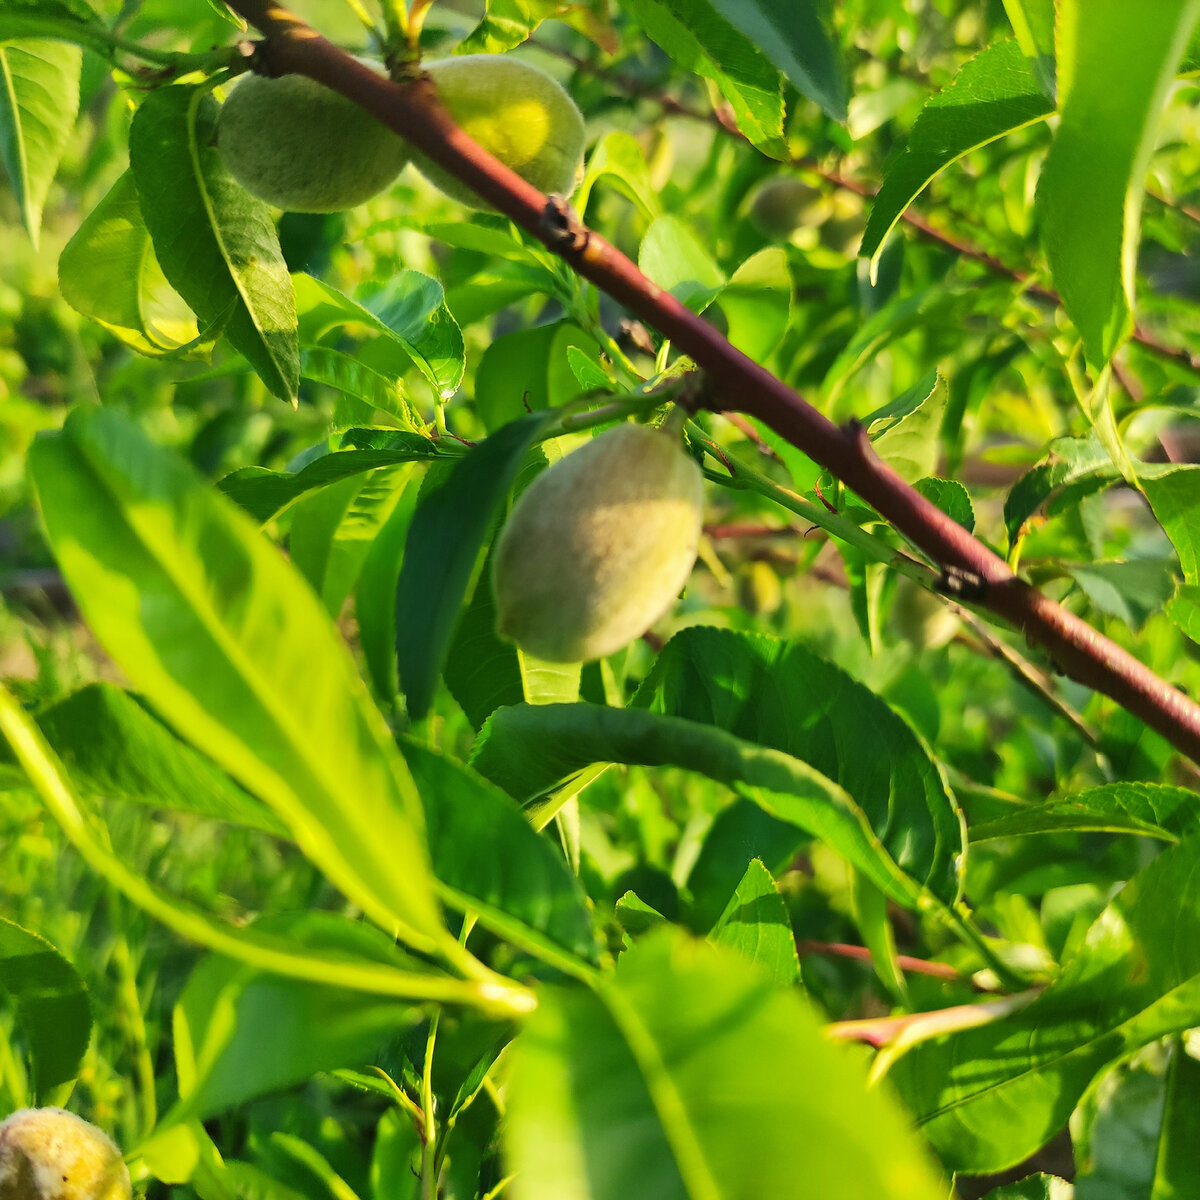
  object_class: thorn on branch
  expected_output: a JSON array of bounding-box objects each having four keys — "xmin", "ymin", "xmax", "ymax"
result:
[
  {"xmin": 541, "ymin": 196, "xmax": 589, "ymax": 257},
  {"xmin": 935, "ymin": 565, "xmax": 989, "ymax": 603}
]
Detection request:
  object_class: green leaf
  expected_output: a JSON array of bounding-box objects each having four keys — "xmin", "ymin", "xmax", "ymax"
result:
[
  {"xmin": 574, "ymin": 130, "xmax": 664, "ymax": 222},
  {"xmin": 172, "ymin": 913, "xmax": 425, "ymax": 1120},
  {"xmin": 1154, "ymin": 1044, "xmax": 1200, "ymax": 1197},
  {"xmin": 58, "ymin": 171, "xmax": 199, "ymax": 354},
  {"xmin": 129, "ymin": 85, "xmax": 299, "ymax": 403},
  {"xmin": 969, "ymin": 782, "xmax": 1198, "ymax": 843},
  {"xmin": 404, "ymin": 742, "xmax": 599, "ymax": 966},
  {"xmin": 17, "ymin": 682, "xmax": 285, "ymax": 835},
  {"xmin": 625, "ymin": 0, "xmax": 787, "ymax": 157},
  {"xmin": 1167, "ymin": 582, "xmax": 1200, "ymax": 647},
  {"xmin": 1144, "ymin": 468, "xmax": 1200, "ymax": 582},
  {"xmin": 866, "ymin": 371, "xmax": 947, "ymax": 483},
  {"xmin": 1002, "ymin": 0, "xmax": 1056, "ymax": 96},
  {"xmin": 505, "ymin": 930, "xmax": 947, "ymax": 1200},
  {"xmin": 893, "ymin": 838, "xmax": 1200, "ymax": 1173},
  {"xmin": 1066, "ymin": 559, "xmax": 1179, "ymax": 631},
  {"xmin": 295, "ymin": 272, "xmax": 465, "ymax": 401},
  {"xmin": 639, "ymin": 215, "xmax": 726, "ymax": 313},
  {"xmin": 978, "ymin": 1177, "xmax": 1065, "ymax": 1200},
  {"xmin": 396, "ymin": 412, "xmax": 552, "ymax": 720},
  {"xmin": 0, "ymin": 39, "xmax": 81, "ymax": 246},
  {"xmin": 685, "ymin": 797, "xmax": 806, "ymax": 932},
  {"xmin": 914, "ymin": 477, "xmax": 976, "ymax": 533},
  {"xmin": 289, "ymin": 464, "xmax": 411, "ymax": 617},
  {"xmin": 0, "ymin": 0, "xmax": 101, "ymax": 44},
  {"xmin": 0, "ymin": 917, "xmax": 90, "ymax": 1099},
  {"xmin": 706, "ymin": 0, "xmax": 845, "ymax": 120},
  {"xmin": 1037, "ymin": 0, "xmax": 1200, "ymax": 366},
  {"xmin": 861, "ymin": 41, "xmax": 1052, "ymax": 274},
  {"xmin": 635, "ymin": 627, "xmax": 965, "ymax": 906},
  {"xmin": 709, "ymin": 858, "xmax": 798, "ymax": 985},
  {"xmin": 219, "ymin": 440, "xmax": 442, "ymax": 525},
  {"xmin": 616, "ymin": 891, "xmax": 667, "ymax": 938},
  {"xmin": 718, "ymin": 247, "xmax": 793, "ymax": 362},
  {"xmin": 300, "ymin": 345, "xmax": 420, "ymax": 429},
  {"xmin": 455, "ymin": 0, "xmax": 595, "ymax": 53},
  {"xmin": 28, "ymin": 407, "xmax": 445, "ymax": 952},
  {"xmin": 471, "ymin": 701, "xmax": 941, "ymax": 908}
]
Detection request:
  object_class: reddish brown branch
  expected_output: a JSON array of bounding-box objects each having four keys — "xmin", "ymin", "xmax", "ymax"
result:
[
  {"xmin": 795, "ymin": 940, "xmax": 963, "ymax": 982},
  {"xmin": 219, "ymin": 0, "xmax": 1200, "ymax": 765}
]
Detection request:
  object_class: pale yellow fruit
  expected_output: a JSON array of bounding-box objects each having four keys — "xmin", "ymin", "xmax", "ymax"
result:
[
  {"xmin": 217, "ymin": 70, "xmax": 410, "ymax": 212},
  {"xmin": 493, "ymin": 423, "xmax": 704, "ymax": 662},
  {"xmin": 414, "ymin": 55, "xmax": 585, "ymax": 209},
  {"xmin": 0, "ymin": 1108, "xmax": 131, "ymax": 1200}
]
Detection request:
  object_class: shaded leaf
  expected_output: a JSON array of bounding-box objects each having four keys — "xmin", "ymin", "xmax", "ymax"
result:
[
  {"xmin": 396, "ymin": 413, "xmax": 552, "ymax": 720},
  {"xmin": 915, "ymin": 477, "xmax": 976, "ymax": 533},
  {"xmin": 639, "ymin": 214, "xmax": 726, "ymax": 313},
  {"xmin": 0, "ymin": 917, "xmax": 90, "ymax": 1099},
  {"xmin": 1066, "ymin": 559, "xmax": 1178, "ymax": 631}
]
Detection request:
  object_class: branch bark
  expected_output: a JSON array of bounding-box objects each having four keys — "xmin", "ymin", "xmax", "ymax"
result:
[{"xmin": 220, "ymin": 0, "xmax": 1200, "ymax": 765}]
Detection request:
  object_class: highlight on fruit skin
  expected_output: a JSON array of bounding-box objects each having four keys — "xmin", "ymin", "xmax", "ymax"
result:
[
  {"xmin": 492, "ymin": 422, "xmax": 704, "ymax": 663},
  {"xmin": 0, "ymin": 1108, "xmax": 131, "ymax": 1200},
  {"xmin": 414, "ymin": 54, "xmax": 586, "ymax": 209},
  {"xmin": 217, "ymin": 70, "xmax": 410, "ymax": 212}
]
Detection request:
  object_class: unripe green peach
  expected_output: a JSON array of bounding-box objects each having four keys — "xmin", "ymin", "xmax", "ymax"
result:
[
  {"xmin": 414, "ymin": 55, "xmax": 585, "ymax": 209},
  {"xmin": 493, "ymin": 423, "xmax": 704, "ymax": 662},
  {"xmin": 748, "ymin": 177, "xmax": 812, "ymax": 240},
  {"xmin": 217, "ymin": 70, "xmax": 410, "ymax": 212},
  {"xmin": 0, "ymin": 1108, "xmax": 131, "ymax": 1200}
]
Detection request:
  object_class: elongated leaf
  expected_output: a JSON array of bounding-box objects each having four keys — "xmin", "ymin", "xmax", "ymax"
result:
[
  {"xmin": 28, "ymin": 407, "xmax": 444, "ymax": 951},
  {"xmin": 969, "ymin": 782, "xmax": 1198, "ymax": 844},
  {"xmin": 574, "ymin": 130, "xmax": 664, "ymax": 222},
  {"xmin": 59, "ymin": 171, "xmax": 198, "ymax": 354},
  {"xmin": 0, "ymin": 917, "xmax": 90, "ymax": 1098},
  {"xmin": 1154, "ymin": 1044, "xmax": 1200, "ymax": 1196},
  {"xmin": 444, "ymin": 557, "xmax": 525, "ymax": 730},
  {"xmin": 1003, "ymin": 0, "xmax": 1056, "ymax": 96},
  {"xmin": 893, "ymin": 838, "xmax": 1200, "ymax": 1173},
  {"xmin": 1066, "ymin": 559, "xmax": 1178, "ymax": 632},
  {"xmin": 404, "ymin": 742, "xmax": 598, "ymax": 966},
  {"xmin": 708, "ymin": 0, "xmax": 844, "ymax": 120},
  {"xmin": 867, "ymin": 372, "xmax": 947, "ymax": 483},
  {"xmin": 295, "ymin": 272, "xmax": 464, "ymax": 400},
  {"xmin": 0, "ymin": 0, "xmax": 101, "ymax": 44},
  {"xmin": 396, "ymin": 412, "xmax": 552, "ymax": 720},
  {"xmin": 505, "ymin": 930, "xmax": 946, "ymax": 1200},
  {"xmin": 172, "ymin": 914, "xmax": 424, "ymax": 1120},
  {"xmin": 472, "ymin": 702, "xmax": 937, "ymax": 907},
  {"xmin": 10, "ymin": 682, "xmax": 284, "ymax": 835},
  {"xmin": 218, "ymin": 440, "xmax": 442, "ymax": 525},
  {"xmin": 1038, "ymin": 0, "xmax": 1200, "ymax": 366},
  {"xmin": 300, "ymin": 345, "xmax": 420, "ymax": 428},
  {"xmin": 289, "ymin": 464, "xmax": 410, "ymax": 617},
  {"xmin": 635, "ymin": 627, "xmax": 965, "ymax": 906},
  {"xmin": 861, "ymin": 41, "xmax": 1052, "ymax": 273},
  {"xmin": 709, "ymin": 858, "xmax": 798, "ymax": 984},
  {"xmin": 129, "ymin": 85, "xmax": 299, "ymax": 403},
  {"xmin": 625, "ymin": 0, "xmax": 786, "ymax": 157},
  {"xmin": 456, "ymin": 0, "xmax": 615, "ymax": 54},
  {"xmin": 0, "ymin": 39, "xmax": 81, "ymax": 245}
]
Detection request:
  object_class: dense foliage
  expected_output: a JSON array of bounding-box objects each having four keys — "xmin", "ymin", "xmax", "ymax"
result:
[{"xmin": 3, "ymin": 0, "xmax": 1200, "ymax": 1196}]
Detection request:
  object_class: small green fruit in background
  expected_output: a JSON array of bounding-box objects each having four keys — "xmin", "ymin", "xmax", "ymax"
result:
[
  {"xmin": 414, "ymin": 55, "xmax": 585, "ymax": 209},
  {"xmin": 748, "ymin": 177, "xmax": 812, "ymax": 240},
  {"xmin": 493, "ymin": 422, "xmax": 704, "ymax": 662},
  {"xmin": 217, "ymin": 70, "xmax": 410, "ymax": 212},
  {"xmin": 0, "ymin": 1108, "xmax": 131, "ymax": 1200}
]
